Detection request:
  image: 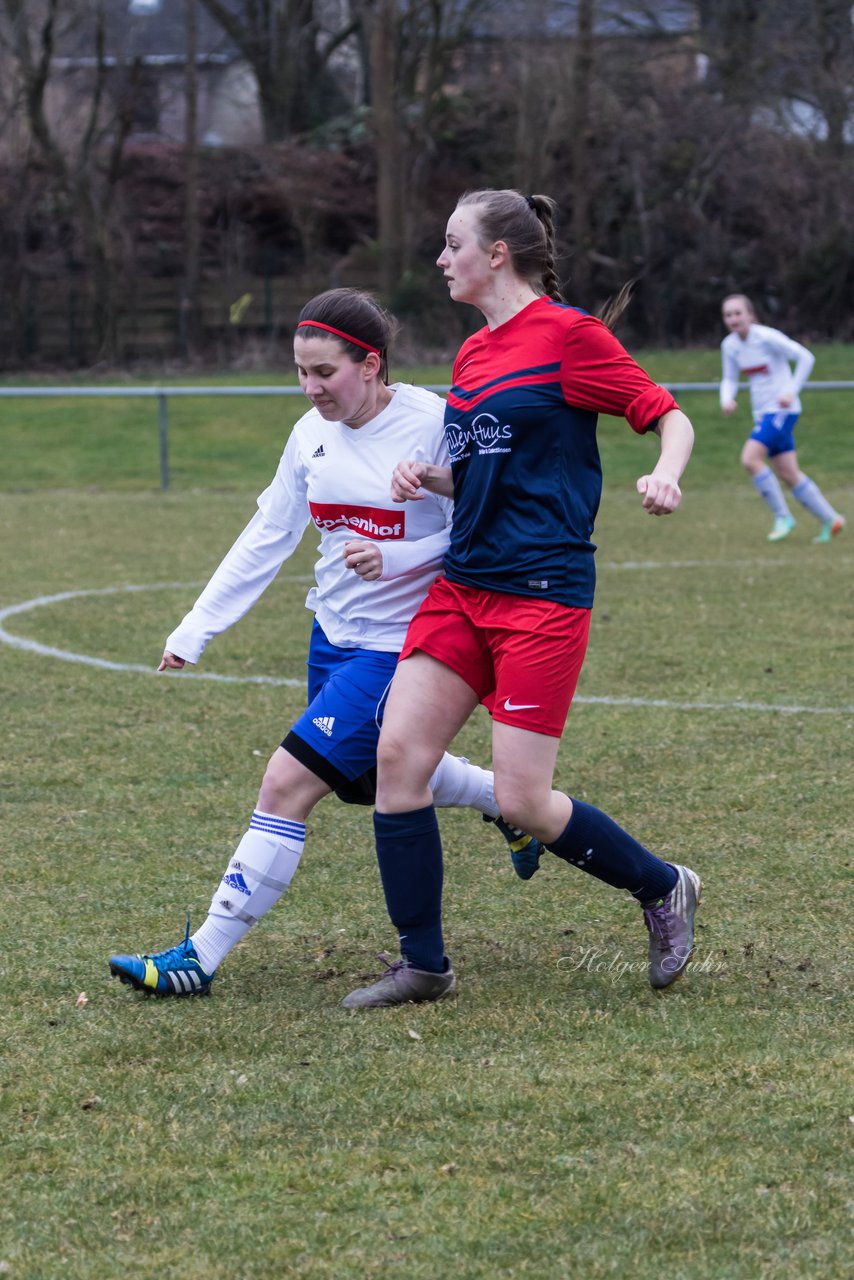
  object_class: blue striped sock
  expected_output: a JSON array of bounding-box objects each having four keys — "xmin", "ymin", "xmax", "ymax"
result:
[
  {"xmin": 753, "ymin": 466, "xmax": 791, "ymax": 519},
  {"xmin": 193, "ymin": 809, "xmax": 306, "ymax": 972},
  {"xmin": 792, "ymin": 476, "xmax": 838, "ymax": 524},
  {"xmin": 248, "ymin": 810, "xmax": 307, "ymax": 843}
]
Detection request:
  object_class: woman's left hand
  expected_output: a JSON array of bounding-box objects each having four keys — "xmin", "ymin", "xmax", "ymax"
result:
[
  {"xmin": 344, "ymin": 539, "xmax": 383, "ymax": 580},
  {"xmin": 636, "ymin": 473, "xmax": 682, "ymax": 515}
]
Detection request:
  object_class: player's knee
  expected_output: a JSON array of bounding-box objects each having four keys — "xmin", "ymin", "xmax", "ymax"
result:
[
  {"xmin": 376, "ymin": 729, "xmax": 410, "ymax": 781},
  {"xmin": 257, "ymin": 751, "xmax": 295, "ymax": 811},
  {"xmin": 492, "ymin": 782, "xmax": 535, "ymax": 834},
  {"xmin": 376, "ymin": 730, "xmax": 437, "ymax": 809}
]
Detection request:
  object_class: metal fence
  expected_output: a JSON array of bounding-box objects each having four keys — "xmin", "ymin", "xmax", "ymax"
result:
[{"xmin": 2, "ymin": 382, "xmax": 852, "ymax": 490}]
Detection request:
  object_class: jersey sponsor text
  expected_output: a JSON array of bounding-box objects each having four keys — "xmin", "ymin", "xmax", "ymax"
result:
[
  {"xmin": 308, "ymin": 502, "xmax": 405, "ymax": 540},
  {"xmin": 446, "ymin": 412, "xmax": 513, "ymax": 460}
]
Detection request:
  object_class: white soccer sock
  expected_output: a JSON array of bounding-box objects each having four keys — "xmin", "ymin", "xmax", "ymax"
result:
[
  {"xmin": 429, "ymin": 753, "xmax": 499, "ymax": 817},
  {"xmin": 190, "ymin": 810, "xmax": 306, "ymax": 973},
  {"xmin": 792, "ymin": 475, "xmax": 839, "ymax": 524},
  {"xmin": 752, "ymin": 466, "xmax": 791, "ymax": 519}
]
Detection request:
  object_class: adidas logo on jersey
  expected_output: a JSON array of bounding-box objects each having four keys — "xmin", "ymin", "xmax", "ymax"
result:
[
  {"xmin": 312, "ymin": 444, "xmax": 325, "ymax": 458},
  {"xmin": 313, "ymin": 715, "xmax": 335, "ymax": 737}
]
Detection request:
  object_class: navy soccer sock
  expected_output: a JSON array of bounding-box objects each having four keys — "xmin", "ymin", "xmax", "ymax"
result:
[
  {"xmin": 546, "ymin": 797, "xmax": 678, "ymax": 902},
  {"xmin": 373, "ymin": 806, "xmax": 446, "ymax": 973}
]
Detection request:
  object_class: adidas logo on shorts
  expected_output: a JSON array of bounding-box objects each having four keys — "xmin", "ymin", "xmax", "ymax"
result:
[
  {"xmin": 313, "ymin": 715, "xmax": 335, "ymax": 737},
  {"xmin": 312, "ymin": 444, "xmax": 325, "ymax": 458}
]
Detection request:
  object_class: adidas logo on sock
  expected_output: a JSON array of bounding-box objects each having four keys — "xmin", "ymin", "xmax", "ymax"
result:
[
  {"xmin": 312, "ymin": 444, "xmax": 325, "ymax": 458},
  {"xmin": 312, "ymin": 715, "xmax": 335, "ymax": 737},
  {"xmin": 223, "ymin": 871, "xmax": 250, "ymax": 895}
]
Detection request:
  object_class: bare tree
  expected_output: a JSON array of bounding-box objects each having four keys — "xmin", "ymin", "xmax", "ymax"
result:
[
  {"xmin": 368, "ymin": 0, "xmax": 402, "ymax": 296},
  {"xmin": 568, "ymin": 0, "xmax": 594, "ymax": 300},
  {"xmin": 199, "ymin": 0, "xmax": 359, "ymax": 140},
  {"xmin": 182, "ymin": 0, "xmax": 201, "ymax": 353},
  {"xmin": 1, "ymin": 0, "xmax": 140, "ymax": 360},
  {"xmin": 696, "ymin": 0, "xmax": 765, "ymax": 103},
  {"xmin": 358, "ymin": 0, "xmax": 488, "ymax": 296},
  {"xmin": 777, "ymin": 0, "xmax": 854, "ymax": 158}
]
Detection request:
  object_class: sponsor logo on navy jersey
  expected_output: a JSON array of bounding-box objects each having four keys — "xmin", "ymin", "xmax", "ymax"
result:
[
  {"xmin": 446, "ymin": 412, "xmax": 512, "ymax": 460},
  {"xmin": 308, "ymin": 502, "xmax": 405, "ymax": 540}
]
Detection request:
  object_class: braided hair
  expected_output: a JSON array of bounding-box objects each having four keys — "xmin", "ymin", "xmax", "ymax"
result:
[
  {"xmin": 457, "ymin": 189, "xmax": 565, "ymax": 302},
  {"xmin": 457, "ymin": 189, "xmax": 635, "ymax": 329}
]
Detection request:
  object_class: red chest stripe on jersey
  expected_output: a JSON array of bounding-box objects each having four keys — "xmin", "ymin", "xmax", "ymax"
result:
[
  {"xmin": 743, "ymin": 364, "xmax": 770, "ymax": 376},
  {"xmin": 309, "ymin": 502, "xmax": 405, "ymax": 540},
  {"xmin": 447, "ymin": 368, "xmax": 559, "ymax": 412}
]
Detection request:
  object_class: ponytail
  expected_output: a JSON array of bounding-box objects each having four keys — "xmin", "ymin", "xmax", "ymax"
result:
[
  {"xmin": 457, "ymin": 189, "xmax": 565, "ymax": 301},
  {"xmin": 597, "ymin": 280, "xmax": 636, "ymax": 332}
]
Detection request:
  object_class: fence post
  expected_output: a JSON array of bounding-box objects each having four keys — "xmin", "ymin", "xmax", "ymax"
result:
[{"xmin": 157, "ymin": 392, "xmax": 169, "ymax": 491}]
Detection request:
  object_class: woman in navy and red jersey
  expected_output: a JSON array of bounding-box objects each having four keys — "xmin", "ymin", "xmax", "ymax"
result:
[{"xmin": 342, "ymin": 188, "xmax": 702, "ymax": 1009}]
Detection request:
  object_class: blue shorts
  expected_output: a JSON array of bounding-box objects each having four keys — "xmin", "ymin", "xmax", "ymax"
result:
[
  {"xmin": 750, "ymin": 412, "xmax": 798, "ymax": 458},
  {"xmin": 285, "ymin": 620, "xmax": 398, "ymax": 787}
]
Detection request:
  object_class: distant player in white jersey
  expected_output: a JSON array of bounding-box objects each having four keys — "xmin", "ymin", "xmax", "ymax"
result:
[
  {"xmin": 720, "ymin": 294, "xmax": 844, "ymax": 543},
  {"xmin": 109, "ymin": 288, "xmax": 541, "ymax": 999}
]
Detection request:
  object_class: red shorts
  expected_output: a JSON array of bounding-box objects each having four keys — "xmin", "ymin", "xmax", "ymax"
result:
[{"xmin": 400, "ymin": 577, "xmax": 591, "ymax": 738}]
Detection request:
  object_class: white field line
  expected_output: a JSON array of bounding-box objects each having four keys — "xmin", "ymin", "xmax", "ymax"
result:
[
  {"xmin": 0, "ymin": 583, "xmax": 311, "ymax": 687},
  {"xmin": 600, "ymin": 556, "xmax": 852, "ymax": 571},
  {"xmin": 1, "ymin": 579, "xmax": 852, "ymax": 715}
]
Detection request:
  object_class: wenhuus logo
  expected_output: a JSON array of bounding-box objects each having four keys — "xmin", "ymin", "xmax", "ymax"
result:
[{"xmin": 447, "ymin": 413, "xmax": 512, "ymax": 459}]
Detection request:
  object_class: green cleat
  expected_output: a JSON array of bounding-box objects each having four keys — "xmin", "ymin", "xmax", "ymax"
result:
[
  {"xmin": 767, "ymin": 515, "xmax": 796, "ymax": 542},
  {"xmin": 812, "ymin": 515, "xmax": 845, "ymax": 544}
]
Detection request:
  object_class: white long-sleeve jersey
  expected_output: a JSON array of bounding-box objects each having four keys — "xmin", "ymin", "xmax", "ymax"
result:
[
  {"xmin": 720, "ymin": 324, "xmax": 815, "ymax": 421},
  {"xmin": 165, "ymin": 383, "xmax": 452, "ymax": 662}
]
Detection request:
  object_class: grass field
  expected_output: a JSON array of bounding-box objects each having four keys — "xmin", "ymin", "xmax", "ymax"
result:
[{"xmin": 1, "ymin": 350, "xmax": 852, "ymax": 1279}]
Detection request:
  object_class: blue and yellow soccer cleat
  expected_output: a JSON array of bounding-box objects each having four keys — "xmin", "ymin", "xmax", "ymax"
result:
[
  {"xmin": 485, "ymin": 813, "xmax": 544, "ymax": 880},
  {"xmin": 109, "ymin": 917, "xmax": 214, "ymax": 997}
]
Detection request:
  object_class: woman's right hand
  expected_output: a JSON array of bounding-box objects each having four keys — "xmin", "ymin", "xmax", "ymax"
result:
[
  {"xmin": 391, "ymin": 460, "xmax": 454, "ymax": 501},
  {"xmin": 391, "ymin": 459, "xmax": 429, "ymax": 502},
  {"xmin": 158, "ymin": 650, "xmax": 186, "ymax": 671}
]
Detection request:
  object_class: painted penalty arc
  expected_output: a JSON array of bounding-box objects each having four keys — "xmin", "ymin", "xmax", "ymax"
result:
[
  {"xmin": 0, "ymin": 579, "xmax": 851, "ymax": 716},
  {"xmin": 0, "ymin": 582, "xmax": 308, "ymax": 687}
]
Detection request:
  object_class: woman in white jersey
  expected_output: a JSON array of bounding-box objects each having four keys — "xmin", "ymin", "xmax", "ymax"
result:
[
  {"xmin": 720, "ymin": 294, "xmax": 844, "ymax": 543},
  {"xmin": 109, "ymin": 288, "xmax": 540, "ymax": 998}
]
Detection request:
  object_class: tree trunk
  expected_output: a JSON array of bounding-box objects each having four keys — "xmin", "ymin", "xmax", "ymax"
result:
[
  {"xmin": 569, "ymin": 0, "xmax": 595, "ymax": 303},
  {"xmin": 76, "ymin": 177, "xmax": 115, "ymax": 362},
  {"xmin": 182, "ymin": 0, "xmax": 201, "ymax": 353},
  {"xmin": 371, "ymin": 0, "xmax": 404, "ymax": 298}
]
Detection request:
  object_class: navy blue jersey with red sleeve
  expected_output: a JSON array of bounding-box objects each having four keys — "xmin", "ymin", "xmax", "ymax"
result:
[{"xmin": 442, "ymin": 296, "xmax": 678, "ymax": 608}]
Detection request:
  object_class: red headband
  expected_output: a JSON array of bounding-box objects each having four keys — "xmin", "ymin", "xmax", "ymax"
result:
[{"xmin": 296, "ymin": 320, "xmax": 381, "ymax": 354}]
